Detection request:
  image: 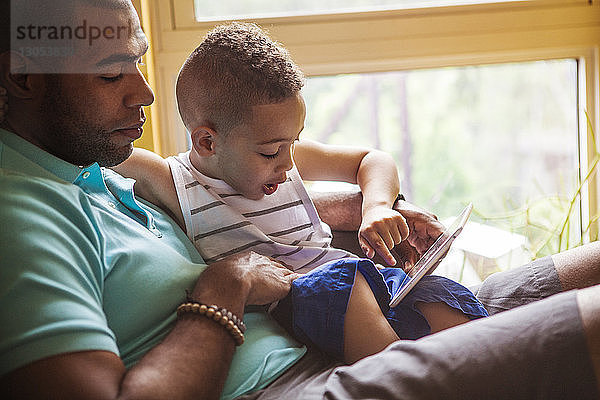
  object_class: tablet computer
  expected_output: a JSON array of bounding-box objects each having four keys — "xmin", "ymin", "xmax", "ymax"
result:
[{"xmin": 389, "ymin": 203, "xmax": 473, "ymax": 308}]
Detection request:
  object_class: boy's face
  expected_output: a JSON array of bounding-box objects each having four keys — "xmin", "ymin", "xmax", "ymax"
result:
[{"xmin": 214, "ymin": 93, "xmax": 306, "ymax": 200}]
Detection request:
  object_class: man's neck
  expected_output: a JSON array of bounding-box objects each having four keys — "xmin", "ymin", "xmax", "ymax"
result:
[{"xmin": 0, "ymin": 118, "xmax": 45, "ymax": 150}]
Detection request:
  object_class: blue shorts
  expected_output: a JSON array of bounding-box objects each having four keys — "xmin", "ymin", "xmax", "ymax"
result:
[{"xmin": 271, "ymin": 258, "xmax": 489, "ymax": 360}]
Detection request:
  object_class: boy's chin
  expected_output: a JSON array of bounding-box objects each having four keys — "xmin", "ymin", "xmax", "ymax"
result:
[
  {"xmin": 242, "ymin": 184, "xmax": 278, "ymax": 200},
  {"xmin": 242, "ymin": 189, "xmax": 265, "ymax": 201}
]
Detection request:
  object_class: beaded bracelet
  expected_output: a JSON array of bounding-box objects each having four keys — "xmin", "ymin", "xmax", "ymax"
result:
[{"xmin": 176, "ymin": 301, "xmax": 246, "ymax": 346}]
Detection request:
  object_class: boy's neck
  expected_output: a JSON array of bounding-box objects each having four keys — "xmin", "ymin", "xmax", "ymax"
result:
[{"xmin": 188, "ymin": 148, "xmax": 221, "ymax": 181}]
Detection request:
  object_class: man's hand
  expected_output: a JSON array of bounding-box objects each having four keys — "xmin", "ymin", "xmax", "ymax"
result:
[
  {"xmin": 312, "ymin": 190, "xmax": 445, "ymax": 270},
  {"xmin": 359, "ymin": 205, "xmax": 409, "ymax": 266},
  {"xmin": 192, "ymin": 252, "xmax": 300, "ymax": 308},
  {"xmin": 241, "ymin": 252, "xmax": 301, "ymax": 305},
  {"xmin": 392, "ymin": 200, "xmax": 445, "ymax": 269}
]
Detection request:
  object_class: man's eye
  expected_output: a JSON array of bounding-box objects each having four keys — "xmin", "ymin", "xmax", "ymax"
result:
[
  {"xmin": 101, "ymin": 74, "xmax": 123, "ymax": 82},
  {"xmin": 260, "ymin": 151, "xmax": 279, "ymax": 159}
]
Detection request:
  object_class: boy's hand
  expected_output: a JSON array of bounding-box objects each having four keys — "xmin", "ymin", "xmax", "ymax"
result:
[{"xmin": 359, "ymin": 206, "xmax": 409, "ymax": 266}]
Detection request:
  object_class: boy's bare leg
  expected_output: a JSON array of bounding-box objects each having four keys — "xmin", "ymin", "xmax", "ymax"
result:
[
  {"xmin": 344, "ymin": 274, "xmax": 473, "ymax": 363},
  {"xmin": 552, "ymin": 241, "xmax": 600, "ymax": 291},
  {"xmin": 577, "ymin": 284, "xmax": 600, "ymax": 393},
  {"xmin": 415, "ymin": 302, "xmax": 470, "ymax": 333},
  {"xmin": 343, "ymin": 273, "xmax": 399, "ymax": 364}
]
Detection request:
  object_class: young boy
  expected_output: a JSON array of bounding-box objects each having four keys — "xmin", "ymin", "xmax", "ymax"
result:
[{"xmin": 114, "ymin": 22, "xmax": 488, "ymax": 363}]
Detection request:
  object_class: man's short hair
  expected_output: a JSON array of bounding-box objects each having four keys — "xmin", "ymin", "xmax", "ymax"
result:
[{"xmin": 176, "ymin": 22, "xmax": 305, "ymax": 135}]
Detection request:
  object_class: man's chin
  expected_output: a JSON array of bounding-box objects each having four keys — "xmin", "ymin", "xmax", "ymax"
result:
[{"xmin": 98, "ymin": 143, "xmax": 134, "ymax": 167}]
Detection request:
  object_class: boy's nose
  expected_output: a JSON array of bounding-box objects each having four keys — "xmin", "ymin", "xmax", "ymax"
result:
[{"xmin": 276, "ymin": 146, "xmax": 294, "ymax": 172}]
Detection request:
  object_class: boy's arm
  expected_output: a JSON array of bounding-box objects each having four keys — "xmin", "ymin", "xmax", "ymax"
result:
[
  {"xmin": 294, "ymin": 140, "xmax": 408, "ymax": 266},
  {"xmin": 112, "ymin": 148, "xmax": 185, "ymax": 230}
]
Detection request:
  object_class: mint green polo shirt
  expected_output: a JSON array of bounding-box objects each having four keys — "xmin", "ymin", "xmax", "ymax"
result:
[{"xmin": 0, "ymin": 128, "xmax": 306, "ymax": 399}]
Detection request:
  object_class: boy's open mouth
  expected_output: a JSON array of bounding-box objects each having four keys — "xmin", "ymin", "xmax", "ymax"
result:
[{"xmin": 263, "ymin": 183, "xmax": 278, "ymax": 195}]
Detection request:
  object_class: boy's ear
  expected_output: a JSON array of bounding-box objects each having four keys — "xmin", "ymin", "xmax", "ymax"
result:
[
  {"xmin": 190, "ymin": 126, "xmax": 218, "ymax": 156},
  {"xmin": 0, "ymin": 51, "xmax": 42, "ymax": 100}
]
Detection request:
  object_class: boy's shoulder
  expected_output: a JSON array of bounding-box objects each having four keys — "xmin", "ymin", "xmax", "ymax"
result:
[{"xmin": 165, "ymin": 150, "xmax": 194, "ymax": 179}]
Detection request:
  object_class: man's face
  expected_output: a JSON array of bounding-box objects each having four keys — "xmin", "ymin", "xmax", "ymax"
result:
[
  {"xmin": 214, "ymin": 94, "xmax": 306, "ymax": 200},
  {"xmin": 35, "ymin": 3, "xmax": 154, "ymax": 167}
]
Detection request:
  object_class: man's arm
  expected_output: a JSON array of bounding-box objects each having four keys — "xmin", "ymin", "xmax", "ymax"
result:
[
  {"xmin": 310, "ymin": 190, "xmax": 364, "ymax": 232},
  {"xmin": 0, "ymin": 171, "xmax": 297, "ymax": 400},
  {"xmin": 0, "ymin": 252, "xmax": 298, "ymax": 400}
]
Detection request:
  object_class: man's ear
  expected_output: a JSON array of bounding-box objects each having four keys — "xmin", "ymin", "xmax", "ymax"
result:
[
  {"xmin": 190, "ymin": 126, "xmax": 218, "ymax": 156},
  {"xmin": 0, "ymin": 51, "xmax": 43, "ymax": 100}
]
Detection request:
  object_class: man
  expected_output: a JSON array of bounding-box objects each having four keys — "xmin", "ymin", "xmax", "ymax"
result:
[{"xmin": 0, "ymin": 1, "xmax": 598, "ymax": 399}]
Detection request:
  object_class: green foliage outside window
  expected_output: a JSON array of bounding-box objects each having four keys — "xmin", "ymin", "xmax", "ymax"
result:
[{"xmin": 302, "ymin": 60, "xmax": 587, "ymax": 267}]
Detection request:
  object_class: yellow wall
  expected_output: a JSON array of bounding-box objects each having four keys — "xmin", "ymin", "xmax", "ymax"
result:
[{"xmin": 131, "ymin": 0, "xmax": 161, "ymax": 153}]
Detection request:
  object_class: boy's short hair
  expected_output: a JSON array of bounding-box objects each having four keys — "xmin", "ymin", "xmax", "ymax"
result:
[{"xmin": 176, "ymin": 22, "xmax": 305, "ymax": 135}]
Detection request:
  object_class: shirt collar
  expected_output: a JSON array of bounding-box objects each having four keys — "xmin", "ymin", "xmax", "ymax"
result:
[
  {"xmin": 1, "ymin": 128, "xmax": 161, "ymax": 235},
  {"xmin": 0, "ymin": 127, "xmax": 96, "ymax": 183}
]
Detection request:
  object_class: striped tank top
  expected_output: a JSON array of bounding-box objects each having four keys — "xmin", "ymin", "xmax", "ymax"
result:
[{"xmin": 168, "ymin": 151, "xmax": 356, "ymax": 273}]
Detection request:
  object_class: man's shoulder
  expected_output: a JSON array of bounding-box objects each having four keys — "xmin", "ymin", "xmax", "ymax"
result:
[
  {"xmin": 0, "ymin": 167, "xmax": 77, "ymax": 194},
  {"xmin": 0, "ymin": 168, "xmax": 86, "ymax": 220},
  {"xmin": 0, "ymin": 133, "xmax": 71, "ymax": 182}
]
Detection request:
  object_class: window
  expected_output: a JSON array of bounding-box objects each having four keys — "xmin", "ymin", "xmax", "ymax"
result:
[
  {"xmin": 302, "ymin": 60, "xmax": 581, "ymax": 283},
  {"xmin": 193, "ymin": 0, "xmax": 521, "ymax": 21}
]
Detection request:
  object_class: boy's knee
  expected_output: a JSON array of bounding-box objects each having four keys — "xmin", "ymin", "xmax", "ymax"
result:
[{"xmin": 415, "ymin": 301, "xmax": 470, "ymax": 333}]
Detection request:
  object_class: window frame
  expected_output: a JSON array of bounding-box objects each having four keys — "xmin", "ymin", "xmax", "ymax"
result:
[{"xmin": 138, "ymin": 0, "xmax": 600, "ymax": 238}]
